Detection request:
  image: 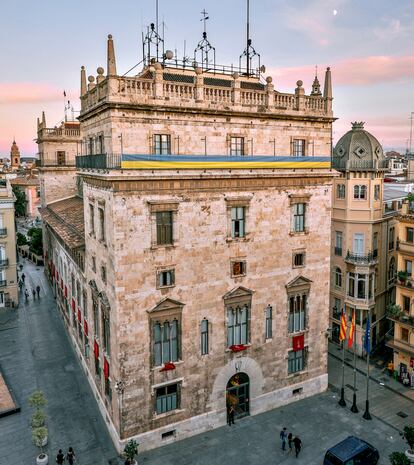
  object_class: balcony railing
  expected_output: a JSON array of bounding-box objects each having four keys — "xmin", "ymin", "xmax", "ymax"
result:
[
  {"xmin": 388, "ymin": 314, "xmax": 414, "ymax": 328},
  {"xmin": 0, "ymin": 228, "xmax": 7, "ymax": 236},
  {"xmin": 76, "ymin": 154, "xmax": 122, "ymax": 170},
  {"xmin": 345, "ymin": 250, "xmax": 378, "ymax": 265},
  {"xmin": 0, "ymin": 259, "xmax": 9, "ymax": 267},
  {"xmin": 0, "ymin": 280, "xmax": 7, "ymax": 287}
]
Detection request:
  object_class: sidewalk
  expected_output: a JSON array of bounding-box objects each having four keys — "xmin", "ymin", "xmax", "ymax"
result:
[{"xmin": 328, "ymin": 341, "xmax": 414, "ymax": 402}]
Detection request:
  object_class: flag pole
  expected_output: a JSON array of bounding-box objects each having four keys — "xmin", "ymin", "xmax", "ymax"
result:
[
  {"xmin": 338, "ymin": 307, "xmax": 346, "ymax": 407},
  {"xmin": 350, "ymin": 307, "xmax": 358, "ymax": 413},
  {"xmin": 362, "ymin": 309, "xmax": 372, "ymax": 420}
]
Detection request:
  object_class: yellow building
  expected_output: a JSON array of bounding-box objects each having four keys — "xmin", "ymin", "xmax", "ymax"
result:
[
  {"xmin": 0, "ymin": 179, "xmax": 18, "ymax": 307},
  {"xmin": 387, "ymin": 201, "xmax": 414, "ymax": 385}
]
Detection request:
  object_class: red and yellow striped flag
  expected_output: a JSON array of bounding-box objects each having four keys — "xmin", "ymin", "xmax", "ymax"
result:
[
  {"xmin": 348, "ymin": 309, "xmax": 355, "ymax": 348},
  {"xmin": 339, "ymin": 309, "xmax": 347, "ymax": 342}
]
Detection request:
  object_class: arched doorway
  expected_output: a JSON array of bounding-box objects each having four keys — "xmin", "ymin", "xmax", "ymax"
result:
[{"xmin": 226, "ymin": 372, "xmax": 250, "ymax": 419}]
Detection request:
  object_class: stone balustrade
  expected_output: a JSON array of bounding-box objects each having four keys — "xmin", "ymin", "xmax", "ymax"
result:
[{"xmin": 38, "ymin": 127, "xmax": 81, "ymax": 139}]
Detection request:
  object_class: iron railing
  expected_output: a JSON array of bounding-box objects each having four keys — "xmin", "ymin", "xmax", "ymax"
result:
[
  {"xmin": 0, "ymin": 259, "xmax": 9, "ymax": 267},
  {"xmin": 76, "ymin": 154, "xmax": 122, "ymax": 170},
  {"xmin": 0, "ymin": 228, "xmax": 7, "ymax": 236},
  {"xmin": 345, "ymin": 250, "xmax": 377, "ymax": 265}
]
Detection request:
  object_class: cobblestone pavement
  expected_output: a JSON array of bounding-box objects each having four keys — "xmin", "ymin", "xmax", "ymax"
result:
[{"xmin": 0, "ymin": 259, "xmax": 118, "ymax": 465}]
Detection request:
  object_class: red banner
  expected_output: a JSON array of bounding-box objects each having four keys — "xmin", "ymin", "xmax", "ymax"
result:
[
  {"xmin": 84, "ymin": 320, "xmax": 88, "ymax": 336},
  {"xmin": 94, "ymin": 340, "xmax": 99, "ymax": 359},
  {"xmin": 293, "ymin": 334, "xmax": 305, "ymax": 352},
  {"xmin": 104, "ymin": 358, "xmax": 109, "ymax": 379},
  {"xmin": 64, "ymin": 286, "xmax": 68, "ymax": 298},
  {"xmin": 56, "ymin": 270, "xmax": 59, "ymax": 280},
  {"xmin": 71, "ymin": 299, "xmax": 75, "ymax": 312},
  {"xmin": 160, "ymin": 362, "xmax": 176, "ymax": 372},
  {"xmin": 77, "ymin": 309, "xmax": 81, "ymax": 322},
  {"xmin": 229, "ymin": 344, "xmax": 248, "ymax": 352}
]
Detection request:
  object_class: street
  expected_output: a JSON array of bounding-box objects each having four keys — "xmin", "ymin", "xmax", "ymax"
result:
[{"xmin": 0, "ymin": 259, "xmax": 412, "ymax": 464}]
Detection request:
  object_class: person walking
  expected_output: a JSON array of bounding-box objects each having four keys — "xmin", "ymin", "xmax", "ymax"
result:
[
  {"xmin": 227, "ymin": 405, "xmax": 235, "ymax": 426},
  {"xmin": 32, "ymin": 288, "xmax": 36, "ymax": 300},
  {"xmin": 36, "ymin": 285, "xmax": 41, "ymax": 299},
  {"xmin": 280, "ymin": 427, "xmax": 287, "ymax": 451},
  {"xmin": 18, "ymin": 279, "xmax": 23, "ymax": 291},
  {"xmin": 56, "ymin": 449, "xmax": 65, "ymax": 464},
  {"xmin": 66, "ymin": 446, "xmax": 75, "ymax": 465},
  {"xmin": 293, "ymin": 436, "xmax": 302, "ymax": 458},
  {"xmin": 288, "ymin": 432, "xmax": 293, "ymax": 454},
  {"xmin": 24, "ymin": 289, "xmax": 29, "ymax": 302},
  {"xmin": 21, "ymin": 273, "xmax": 25, "ymax": 283}
]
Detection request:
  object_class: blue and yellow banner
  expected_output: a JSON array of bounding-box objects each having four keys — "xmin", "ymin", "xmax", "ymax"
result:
[{"xmin": 121, "ymin": 154, "xmax": 331, "ymax": 170}]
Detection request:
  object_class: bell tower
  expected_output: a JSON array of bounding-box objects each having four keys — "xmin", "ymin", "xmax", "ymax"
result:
[{"xmin": 10, "ymin": 140, "xmax": 20, "ymax": 169}]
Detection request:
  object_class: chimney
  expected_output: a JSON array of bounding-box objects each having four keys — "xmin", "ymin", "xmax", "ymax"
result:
[
  {"xmin": 107, "ymin": 34, "xmax": 117, "ymax": 76},
  {"xmin": 81, "ymin": 66, "xmax": 87, "ymax": 96}
]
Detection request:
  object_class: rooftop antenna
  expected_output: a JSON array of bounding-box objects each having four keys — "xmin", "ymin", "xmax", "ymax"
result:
[
  {"xmin": 239, "ymin": 0, "xmax": 261, "ymax": 77},
  {"xmin": 194, "ymin": 9, "xmax": 216, "ymax": 71},
  {"xmin": 142, "ymin": 0, "xmax": 164, "ymax": 65}
]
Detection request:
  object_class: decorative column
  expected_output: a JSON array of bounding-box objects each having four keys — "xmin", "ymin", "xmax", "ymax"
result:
[
  {"xmin": 295, "ymin": 80, "xmax": 305, "ymax": 111},
  {"xmin": 153, "ymin": 62, "xmax": 164, "ymax": 99},
  {"xmin": 323, "ymin": 67, "xmax": 333, "ymax": 114},
  {"xmin": 194, "ymin": 67, "xmax": 204, "ymax": 102},
  {"xmin": 232, "ymin": 72, "xmax": 240, "ymax": 105},
  {"xmin": 265, "ymin": 76, "xmax": 274, "ymax": 108}
]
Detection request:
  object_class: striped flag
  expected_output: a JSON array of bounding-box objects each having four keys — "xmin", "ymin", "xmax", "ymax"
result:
[
  {"xmin": 339, "ymin": 308, "xmax": 347, "ymax": 342},
  {"xmin": 348, "ymin": 308, "xmax": 355, "ymax": 348}
]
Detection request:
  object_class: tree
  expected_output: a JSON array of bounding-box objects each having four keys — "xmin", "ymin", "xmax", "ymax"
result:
[
  {"xmin": 12, "ymin": 185, "xmax": 27, "ymax": 217},
  {"xmin": 389, "ymin": 452, "xmax": 410, "ymax": 465},
  {"xmin": 16, "ymin": 232, "xmax": 28, "ymax": 247},
  {"xmin": 27, "ymin": 227, "xmax": 43, "ymax": 256},
  {"xmin": 404, "ymin": 426, "xmax": 414, "ymax": 451}
]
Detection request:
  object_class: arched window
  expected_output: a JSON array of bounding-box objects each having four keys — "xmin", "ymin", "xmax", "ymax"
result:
[
  {"xmin": 388, "ymin": 257, "xmax": 396, "ymax": 283},
  {"xmin": 354, "ymin": 185, "xmax": 367, "ymax": 199},
  {"xmin": 335, "ymin": 267, "xmax": 342, "ymax": 287}
]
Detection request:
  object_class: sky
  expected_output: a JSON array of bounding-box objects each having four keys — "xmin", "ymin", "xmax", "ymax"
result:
[{"xmin": 0, "ymin": 0, "xmax": 413, "ymax": 156}]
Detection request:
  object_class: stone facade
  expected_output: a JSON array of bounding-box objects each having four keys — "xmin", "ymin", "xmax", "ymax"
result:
[{"xmin": 40, "ymin": 33, "xmax": 337, "ymax": 452}]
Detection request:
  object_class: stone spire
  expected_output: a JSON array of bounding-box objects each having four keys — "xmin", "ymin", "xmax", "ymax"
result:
[
  {"xmin": 80, "ymin": 66, "xmax": 87, "ymax": 96},
  {"xmin": 311, "ymin": 66, "xmax": 322, "ymax": 96},
  {"xmin": 42, "ymin": 111, "xmax": 46, "ymax": 127},
  {"xmin": 107, "ymin": 34, "xmax": 117, "ymax": 76},
  {"xmin": 323, "ymin": 67, "xmax": 332, "ymax": 113}
]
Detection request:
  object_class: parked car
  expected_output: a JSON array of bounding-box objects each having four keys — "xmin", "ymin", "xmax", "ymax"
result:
[{"xmin": 323, "ymin": 436, "xmax": 379, "ymax": 465}]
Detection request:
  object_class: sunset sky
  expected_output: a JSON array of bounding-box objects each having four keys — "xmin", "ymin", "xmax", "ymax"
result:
[{"xmin": 1, "ymin": 0, "xmax": 413, "ymax": 156}]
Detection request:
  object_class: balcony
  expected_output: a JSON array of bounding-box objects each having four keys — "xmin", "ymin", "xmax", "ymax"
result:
[
  {"xmin": 0, "ymin": 280, "xmax": 7, "ymax": 287},
  {"xmin": 345, "ymin": 250, "xmax": 378, "ymax": 266},
  {"xmin": 76, "ymin": 154, "xmax": 121, "ymax": 170},
  {"xmin": 0, "ymin": 228, "xmax": 7, "ymax": 236},
  {"xmin": 0, "ymin": 259, "xmax": 9, "ymax": 267},
  {"xmin": 388, "ymin": 314, "xmax": 414, "ymax": 328}
]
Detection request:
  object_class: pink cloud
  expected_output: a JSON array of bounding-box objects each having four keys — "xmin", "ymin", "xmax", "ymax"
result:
[
  {"xmin": 270, "ymin": 54, "xmax": 414, "ymax": 89},
  {"xmin": 0, "ymin": 82, "xmax": 69, "ymax": 104}
]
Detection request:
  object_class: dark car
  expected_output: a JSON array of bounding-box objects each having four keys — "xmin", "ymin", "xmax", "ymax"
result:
[{"xmin": 323, "ymin": 436, "xmax": 379, "ymax": 465}]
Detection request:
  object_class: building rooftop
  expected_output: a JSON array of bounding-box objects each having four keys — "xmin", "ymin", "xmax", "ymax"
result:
[
  {"xmin": 40, "ymin": 196, "xmax": 84, "ymax": 249},
  {"xmin": 10, "ymin": 175, "xmax": 39, "ymax": 187}
]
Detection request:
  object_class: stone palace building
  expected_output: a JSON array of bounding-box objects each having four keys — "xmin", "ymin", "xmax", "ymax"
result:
[{"xmin": 38, "ymin": 32, "xmax": 337, "ymax": 451}]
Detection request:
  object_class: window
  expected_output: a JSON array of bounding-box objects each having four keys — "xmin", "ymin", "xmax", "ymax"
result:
[
  {"xmin": 200, "ymin": 319, "xmax": 209, "ymax": 355},
  {"xmin": 102, "ymin": 307, "xmax": 110, "ymax": 355},
  {"xmin": 288, "ymin": 294, "xmax": 306, "ymax": 333},
  {"xmin": 389, "ymin": 227, "xmax": 395, "ymax": 250},
  {"xmin": 373, "ymin": 232, "xmax": 378, "ymax": 258},
  {"xmin": 105, "ymin": 376, "xmax": 111, "ymax": 400},
  {"xmin": 57, "ymin": 151, "xmax": 66, "ymax": 166},
  {"xmin": 155, "ymin": 384, "xmax": 179, "ymax": 414},
  {"xmin": 89, "ymin": 204, "xmax": 95, "ymax": 235},
  {"xmin": 231, "ymin": 207, "xmax": 246, "ymax": 238},
  {"xmin": 333, "ymin": 298, "xmax": 341, "ymax": 320},
  {"xmin": 353, "ymin": 233, "xmax": 364, "ymax": 255},
  {"xmin": 83, "ymin": 291, "xmax": 88, "ymax": 318},
  {"xmin": 336, "ymin": 184, "xmax": 345, "ymax": 199},
  {"xmin": 93, "ymin": 296, "xmax": 99, "ymax": 337},
  {"xmin": 153, "ymin": 320, "xmax": 179, "ymax": 366},
  {"xmin": 156, "ymin": 211, "xmax": 173, "ymax": 245},
  {"xmin": 335, "ymin": 231, "xmax": 343, "ymax": 256},
  {"xmin": 348, "ymin": 272, "xmax": 355, "ymax": 297},
  {"xmin": 153, "ymin": 134, "xmax": 171, "ymax": 155},
  {"xmin": 288, "ymin": 348, "xmax": 307, "ymax": 374},
  {"xmin": 407, "ymin": 227, "xmax": 414, "ymax": 243},
  {"xmin": 374, "ymin": 184, "xmax": 380, "ymax": 200},
  {"xmin": 335, "ymin": 267, "xmax": 342, "ymax": 288},
  {"xmin": 265, "ymin": 306, "xmax": 272, "ymax": 339},
  {"xmin": 232, "ymin": 261, "xmax": 246, "ymax": 277},
  {"xmin": 230, "ymin": 137, "xmax": 245, "ymax": 156},
  {"xmin": 293, "ymin": 252, "xmax": 305, "ymax": 268},
  {"xmin": 89, "ymin": 138, "xmax": 94, "ymax": 155},
  {"xmin": 227, "ymin": 305, "xmax": 249, "ymax": 346},
  {"xmin": 158, "ymin": 269, "xmax": 175, "ymax": 287},
  {"xmin": 98, "ymin": 208, "xmax": 105, "ymax": 242},
  {"xmin": 101, "ymin": 266, "xmax": 106, "ymax": 284},
  {"xmin": 98, "ymin": 135, "xmax": 104, "ymax": 154},
  {"xmin": 347, "ymin": 273, "xmax": 367, "ymax": 299},
  {"xmin": 91, "ymin": 256, "xmax": 96, "ymax": 273},
  {"xmin": 293, "ymin": 203, "xmax": 306, "ymax": 232},
  {"xmin": 405, "ymin": 260, "xmax": 412, "ymax": 277},
  {"xmin": 76, "ymin": 281, "xmax": 81, "ymax": 307},
  {"xmin": 388, "ymin": 257, "xmax": 396, "ymax": 284},
  {"xmin": 353, "ymin": 185, "xmax": 367, "ymax": 199},
  {"xmin": 401, "ymin": 327, "xmax": 409, "ymax": 342},
  {"xmin": 292, "ymin": 139, "xmax": 305, "ymax": 157},
  {"xmin": 403, "ymin": 295, "xmax": 410, "ymax": 313}
]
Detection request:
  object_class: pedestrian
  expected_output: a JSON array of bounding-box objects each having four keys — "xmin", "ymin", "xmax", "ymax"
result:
[
  {"xmin": 32, "ymin": 288, "xmax": 36, "ymax": 300},
  {"xmin": 124, "ymin": 459, "xmax": 131, "ymax": 465},
  {"xmin": 280, "ymin": 427, "xmax": 287, "ymax": 451},
  {"xmin": 24, "ymin": 289, "xmax": 29, "ymax": 302},
  {"xmin": 21, "ymin": 273, "xmax": 25, "ymax": 283},
  {"xmin": 19, "ymin": 264, "xmax": 23, "ymax": 271},
  {"xmin": 56, "ymin": 449, "xmax": 65, "ymax": 464},
  {"xmin": 36, "ymin": 285, "xmax": 41, "ymax": 299},
  {"xmin": 18, "ymin": 279, "xmax": 23, "ymax": 291},
  {"xmin": 227, "ymin": 405, "xmax": 235, "ymax": 426},
  {"xmin": 66, "ymin": 446, "xmax": 75, "ymax": 464},
  {"xmin": 288, "ymin": 432, "xmax": 293, "ymax": 454},
  {"xmin": 293, "ymin": 436, "xmax": 302, "ymax": 458}
]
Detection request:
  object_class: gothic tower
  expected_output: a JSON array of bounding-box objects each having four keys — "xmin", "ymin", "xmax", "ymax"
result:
[{"xmin": 10, "ymin": 140, "xmax": 20, "ymax": 169}]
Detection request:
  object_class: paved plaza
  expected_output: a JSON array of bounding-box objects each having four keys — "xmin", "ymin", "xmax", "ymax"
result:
[{"xmin": 0, "ymin": 259, "xmax": 412, "ymax": 465}]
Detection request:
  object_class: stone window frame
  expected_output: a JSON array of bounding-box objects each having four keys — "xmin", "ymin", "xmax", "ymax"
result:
[
  {"xmin": 353, "ymin": 184, "xmax": 367, "ymax": 200},
  {"xmin": 287, "ymin": 347, "xmax": 308, "ymax": 375},
  {"xmin": 231, "ymin": 259, "xmax": 247, "ymax": 278},
  {"xmin": 290, "ymin": 136, "xmax": 311, "ymax": 157},
  {"xmin": 225, "ymin": 196, "xmax": 252, "ymax": 242},
  {"xmin": 147, "ymin": 298, "xmax": 184, "ymax": 368},
  {"xmin": 374, "ymin": 184, "xmax": 380, "ymax": 201},
  {"xmin": 286, "ymin": 277, "xmax": 311, "ymax": 335},
  {"xmin": 336, "ymin": 183, "xmax": 346, "ymax": 199},
  {"xmin": 148, "ymin": 201, "xmax": 179, "ymax": 249},
  {"xmin": 156, "ymin": 267, "xmax": 176, "ymax": 289},
  {"xmin": 265, "ymin": 305, "xmax": 273, "ymax": 340},
  {"xmin": 97, "ymin": 201, "xmax": 106, "ymax": 244},
  {"xmin": 153, "ymin": 380, "xmax": 182, "ymax": 417},
  {"xmin": 200, "ymin": 318, "xmax": 209, "ymax": 355},
  {"xmin": 289, "ymin": 194, "xmax": 311, "ymax": 235},
  {"xmin": 148, "ymin": 130, "xmax": 175, "ymax": 155},
  {"xmin": 228, "ymin": 134, "xmax": 246, "ymax": 156},
  {"xmin": 334, "ymin": 267, "xmax": 343, "ymax": 288},
  {"xmin": 223, "ymin": 287, "xmax": 253, "ymax": 349},
  {"xmin": 89, "ymin": 202, "xmax": 95, "ymax": 237},
  {"xmin": 292, "ymin": 249, "xmax": 306, "ymax": 269}
]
